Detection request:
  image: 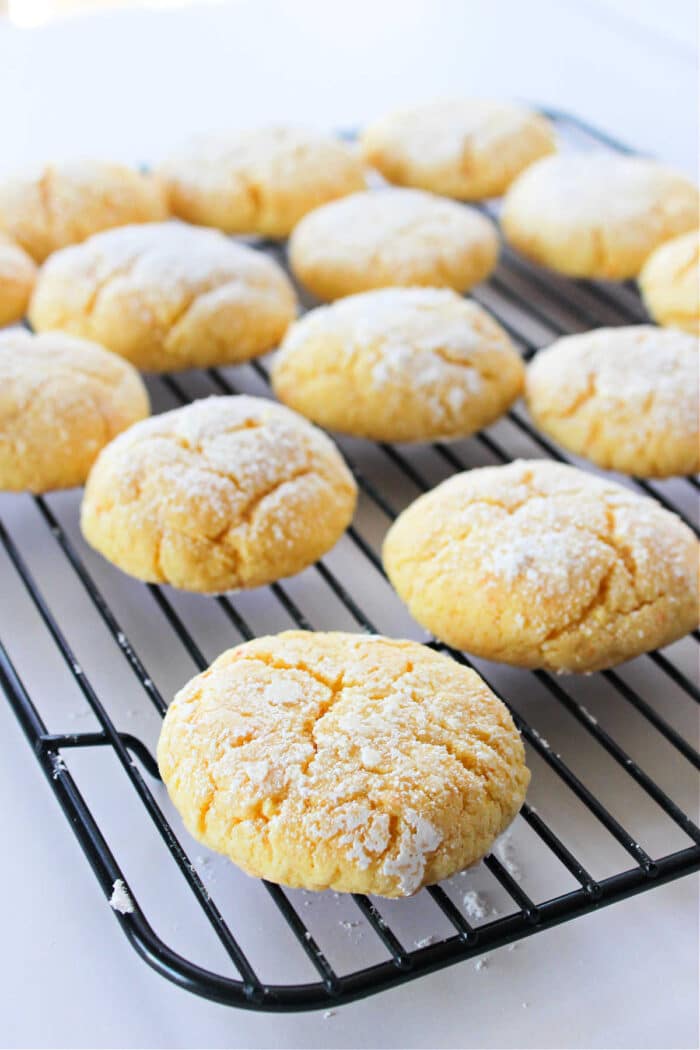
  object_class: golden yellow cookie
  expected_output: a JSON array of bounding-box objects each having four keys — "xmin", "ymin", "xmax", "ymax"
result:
[
  {"xmin": 0, "ymin": 235, "xmax": 36, "ymax": 326},
  {"xmin": 157, "ymin": 631, "xmax": 530, "ymax": 896},
  {"xmin": 383, "ymin": 460, "xmax": 699, "ymax": 673},
  {"xmin": 0, "ymin": 161, "xmax": 168, "ymax": 263},
  {"xmin": 361, "ymin": 99, "xmax": 555, "ymax": 200},
  {"xmin": 526, "ymin": 326, "xmax": 699, "ymax": 478},
  {"xmin": 501, "ymin": 154, "xmax": 699, "ymax": 279},
  {"xmin": 159, "ymin": 126, "xmax": 367, "ymax": 238},
  {"xmin": 29, "ymin": 222, "xmax": 297, "ymax": 373},
  {"xmin": 272, "ymin": 288, "xmax": 524, "ymax": 442},
  {"xmin": 288, "ymin": 189, "xmax": 498, "ymax": 301},
  {"xmin": 639, "ymin": 231, "xmax": 699, "ymax": 334},
  {"xmin": 81, "ymin": 395, "xmax": 356, "ymax": 593},
  {"xmin": 0, "ymin": 329, "xmax": 149, "ymax": 492}
]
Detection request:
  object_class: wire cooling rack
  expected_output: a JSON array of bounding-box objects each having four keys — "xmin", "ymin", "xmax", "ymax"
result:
[{"xmin": 0, "ymin": 110, "xmax": 698, "ymax": 1012}]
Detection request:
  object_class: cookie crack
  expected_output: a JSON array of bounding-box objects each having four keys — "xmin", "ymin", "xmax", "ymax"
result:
[
  {"xmin": 163, "ymin": 276, "xmax": 249, "ymax": 349},
  {"xmin": 540, "ymin": 563, "xmax": 616, "ymax": 646},
  {"xmin": 82, "ymin": 252, "xmax": 143, "ymax": 319},
  {"xmin": 534, "ymin": 367, "xmax": 598, "ymax": 421}
]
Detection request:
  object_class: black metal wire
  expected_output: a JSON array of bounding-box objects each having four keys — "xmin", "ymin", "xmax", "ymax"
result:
[{"xmin": 0, "ymin": 110, "xmax": 698, "ymax": 1013}]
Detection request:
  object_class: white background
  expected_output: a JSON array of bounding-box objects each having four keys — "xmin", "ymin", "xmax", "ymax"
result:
[{"xmin": 0, "ymin": 1, "xmax": 698, "ymax": 1048}]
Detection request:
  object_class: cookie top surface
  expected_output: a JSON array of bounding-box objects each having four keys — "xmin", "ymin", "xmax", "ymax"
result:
[
  {"xmin": 288, "ymin": 188, "xmax": 499, "ymax": 301},
  {"xmin": 0, "ymin": 234, "xmax": 36, "ymax": 326},
  {"xmin": 361, "ymin": 99, "xmax": 555, "ymax": 199},
  {"xmin": 159, "ymin": 126, "xmax": 367, "ymax": 237},
  {"xmin": 272, "ymin": 287, "xmax": 524, "ymax": 442},
  {"xmin": 81, "ymin": 395, "xmax": 357, "ymax": 593},
  {"xmin": 157, "ymin": 631, "xmax": 529, "ymax": 896},
  {"xmin": 383, "ymin": 460, "xmax": 699, "ymax": 673},
  {"xmin": 0, "ymin": 161, "xmax": 168, "ymax": 263},
  {"xmin": 501, "ymin": 154, "xmax": 699, "ymax": 279},
  {"xmin": 28, "ymin": 221, "xmax": 297, "ymax": 372},
  {"xmin": 0, "ymin": 329, "xmax": 149, "ymax": 493},
  {"xmin": 526, "ymin": 326, "xmax": 699, "ymax": 477},
  {"xmin": 639, "ymin": 231, "xmax": 699, "ymax": 334}
]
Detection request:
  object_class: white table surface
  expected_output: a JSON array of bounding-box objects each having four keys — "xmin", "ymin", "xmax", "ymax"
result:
[{"xmin": 0, "ymin": 2, "xmax": 698, "ymax": 1048}]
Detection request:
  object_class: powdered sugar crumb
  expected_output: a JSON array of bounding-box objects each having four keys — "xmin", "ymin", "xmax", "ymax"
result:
[
  {"xmin": 109, "ymin": 879, "xmax": 134, "ymax": 914},
  {"xmin": 494, "ymin": 832, "xmax": 522, "ymax": 880},
  {"xmin": 414, "ymin": 934, "xmax": 439, "ymax": 949},
  {"xmin": 50, "ymin": 754, "xmax": 66, "ymax": 780},
  {"xmin": 462, "ymin": 890, "xmax": 491, "ymax": 922}
]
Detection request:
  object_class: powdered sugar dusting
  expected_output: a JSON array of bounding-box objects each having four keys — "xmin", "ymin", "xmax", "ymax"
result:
[
  {"xmin": 382, "ymin": 809, "xmax": 443, "ymax": 894},
  {"xmin": 485, "ymin": 529, "xmax": 588, "ymax": 595}
]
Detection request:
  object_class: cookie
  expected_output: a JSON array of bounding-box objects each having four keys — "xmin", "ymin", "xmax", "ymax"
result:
[
  {"xmin": 0, "ymin": 161, "xmax": 168, "ymax": 263},
  {"xmin": 639, "ymin": 231, "xmax": 699, "ymax": 334},
  {"xmin": 0, "ymin": 235, "xmax": 36, "ymax": 326},
  {"xmin": 81, "ymin": 395, "xmax": 356, "ymax": 593},
  {"xmin": 361, "ymin": 99, "xmax": 555, "ymax": 200},
  {"xmin": 0, "ymin": 329, "xmax": 149, "ymax": 492},
  {"xmin": 383, "ymin": 460, "xmax": 699, "ymax": 673},
  {"xmin": 159, "ymin": 126, "xmax": 367, "ymax": 238},
  {"xmin": 272, "ymin": 287, "xmax": 524, "ymax": 442},
  {"xmin": 28, "ymin": 222, "xmax": 297, "ymax": 372},
  {"xmin": 157, "ymin": 631, "xmax": 530, "ymax": 896},
  {"xmin": 525, "ymin": 326, "xmax": 699, "ymax": 478},
  {"xmin": 288, "ymin": 188, "xmax": 498, "ymax": 301},
  {"xmin": 501, "ymin": 154, "xmax": 699, "ymax": 279}
]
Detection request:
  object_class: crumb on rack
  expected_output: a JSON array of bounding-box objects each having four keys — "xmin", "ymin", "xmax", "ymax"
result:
[{"xmin": 109, "ymin": 878, "xmax": 134, "ymax": 914}]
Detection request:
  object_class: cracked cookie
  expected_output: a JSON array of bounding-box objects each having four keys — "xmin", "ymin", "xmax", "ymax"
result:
[
  {"xmin": 0, "ymin": 329, "xmax": 149, "ymax": 492},
  {"xmin": 157, "ymin": 630, "xmax": 530, "ymax": 896},
  {"xmin": 159, "ymin": 126, "xmax": 366, "ymax": 238},
  {"xmin": 501, "ymin": 154, "xmax": 698, "ymax": 279},
  {"xmin": 28, "ymin": 221, "xmax": 298, "ymax": 372},
  {"xmin": 0, "ymin": 234, "xmax": 36, "ymax": 326},
  {"xmin": 81, "ymin": 395, "xmax": 357, "ymax": 593},
  {"xmin": 288, "ymin": 188, "xmax": 498, "ymax": 301},
  {"xmin": 361, "ymin": 99, "xmax": 555, "ymax": 200},
  {"xmin": 383, "ymin": 460, "xmax": 699, "ymax": 672},
  {"xmin": 0, "ymin": 161, "xmax": 168, "ymax": 263},
  {"xmin": 272, "ymin": 288, "xmax": 524, "ymax": 442},
  {"xmin": 525, "ymin": 326, "xmax": 699, "ymax": 477},
  {"xmin": 639, "ymin": 231, "xmax": 699, "ymax": 334}
]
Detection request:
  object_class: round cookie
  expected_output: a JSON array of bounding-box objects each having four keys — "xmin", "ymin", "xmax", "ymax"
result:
[
  {"xmin": 159, "ymin": 126, "xmax": 367, "ymax": 238},
  {"xmin": 525, "ymin": 326, "xmax": 699, "ymax": 478},
  {"xmin": 383, "ymin": 460, "xmax": 699, "ymax": 673},
  {"xmin": 288, "ymin": 188, "xmax": 499, "ymax": 301},
  {"xmin": 157, "ymin": 631, "xmax": 530, "ymax": 896},
  {"xmin": 28, "ymin": 222, "xmax": 298, "ymax": 373},
  {"xmin": 272, "ymin": 288, "xmax": 524, "ymax": 442},
  {"xmin": 81, "ymin": 395, "xmax": 357, "ymax": 593},
  {"xmin": 501, "ymin": 154, "xmax": 699, "ymax": 279},
  {"xmin": 639, "ymin": 231, "xmax": 699, "ymax": 334},
  {"xmin": 0, "ymin": 329, "xmax": 149, "ymax": 492},
  {"xmin": 361, "ymin": 99, "xmax": 555, "ymax": 200},
  {"xmin": 0, "ymin": 161, "xmax": 168, "ymax": 263},
  {"xmin": 0, "ymin": 235, "xmax": 36, "ymax": 326}
]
